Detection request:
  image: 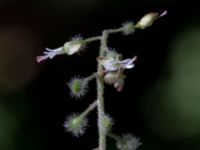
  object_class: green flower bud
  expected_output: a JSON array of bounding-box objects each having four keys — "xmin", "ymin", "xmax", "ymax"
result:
[
  {"xmin": 100, "ymin": 114, "xmax": 114, "ymax": 135},
  {"xmin": 122, "ymin": 22, "xmax": 135, "ymax": 35},
  {"xmin": 64, "ymin": 114, "xmax": 88, "ymax": 137},
  {"xmin": 68, "ymin": 77, "xmax": 88, "ymax": 99},
  {"xmin": 116, "ymin": 134, "xmax": 142, "ymax": 150}
]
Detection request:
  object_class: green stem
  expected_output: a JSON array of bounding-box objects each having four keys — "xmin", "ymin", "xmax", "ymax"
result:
[
  {"xmin": 82, "ymin": 27, "xmax": 124, "ymax": 45},
  {"xmin": 81, "ymin": 100, "xmax": 98, "ymax": 117},
  {"xmin": 85, "ymin": 73, "xmax": 98, "ymax": 82},
  {"xmin": 105, "ymin": 27, "xmax": 124, "ymax": 34},
  {"xmin": 96, "ymin": 27, "xmax": 130, "ymax": 150},
  {"xmin": 108, "ymin": 133, "xmax": 122, "ymax": 142},
  {"xmin": 97, "ymin": 30, "xmax": 109, "ymax": 150},
  {"xmin": 83, "ymin": 36, "xmax": 101, "ymax": 43}
]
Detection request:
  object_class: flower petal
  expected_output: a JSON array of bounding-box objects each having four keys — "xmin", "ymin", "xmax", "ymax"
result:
[
  {"xmin": 124, "ymin": 64, "xmax": 135, "ymax": 69},
  {"xmin": 120, "ymin": 58, "xmax": 134, "ymax": 65},
  {"xmin": 36, "ymin": 47, "xmax": 65, "ymax": 63},
  {"xmin": 103, "ymin": 59, "xmax": 119, "ymax": 71},
  {"xmin": 36, "ymin": 55, "xmax": 48, "ymax": 63}
]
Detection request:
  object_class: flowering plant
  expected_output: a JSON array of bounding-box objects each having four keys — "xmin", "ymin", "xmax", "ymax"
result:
[{"xmin": 37, "ymin": 11, "xmax": 167, "ymax": 150}]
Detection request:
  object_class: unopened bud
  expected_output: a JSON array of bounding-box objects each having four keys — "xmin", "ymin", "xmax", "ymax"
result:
[
  {"xmin": 136, "ymin": 10, "xmax": 167, "ymax": 29},
  {"xmin": 122, "ymin": 22, "xmax": 135, "ymax": 35},
  {"xmin": 104, "ymin": 73, "xmax": 117, "ymax": 85},
  {"xmin": 64, "ymin": 114, "xmax": 88, "ymax": 137}
]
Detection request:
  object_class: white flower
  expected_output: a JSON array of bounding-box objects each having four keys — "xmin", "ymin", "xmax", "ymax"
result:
[
  {"xmin": 36, "ymin": 47, "xmax": 65, "ymax": 63},
  {"xmin": 101, "ymin": 56, "xmax": 137, "ymax": 71},
  {"xmin": 63, "ymin": 41, "xmax": 82, "ymax": 55}
]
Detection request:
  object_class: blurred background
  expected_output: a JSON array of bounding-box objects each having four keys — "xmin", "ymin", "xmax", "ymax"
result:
[{"xmin": 0, "ymin": 0, "xmax": 200, "ymax": 150}]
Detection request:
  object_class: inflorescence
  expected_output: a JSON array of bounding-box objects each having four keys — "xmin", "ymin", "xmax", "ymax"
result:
[{"xmin": 37, "ymin": 10, "xmax": 167, "ymax": 150}]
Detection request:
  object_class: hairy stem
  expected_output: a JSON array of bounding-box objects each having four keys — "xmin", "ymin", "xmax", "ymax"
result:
[
  {"xmin": 82, "ymin": 27, "xmax": 124, "ymax": 45},
  {"xmin": 83, "ymin": 36, "xmax": 101, "ymax": 43},
  {"xmin": 108, "ymin": 133, "xmax": 122, "ymax": 142},
  {"xmin": 97, "ymin": 30, "xmax": 109, "ymax": 150},
  {"xmin": 85, "ymin": 73, "xmax": 98, "ymax": 82},
  {"xmin": 81, "ymin": 100, "xmax": 98, "ymax": 117},
  {"xmin": 96, "ymin": 27, "xmax": 131, "ymax": 150}
]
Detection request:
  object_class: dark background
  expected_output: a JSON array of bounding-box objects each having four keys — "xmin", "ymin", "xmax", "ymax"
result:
[{"xmin": 0, "ymin": 0, "xmax": 200, "ymax": 150}]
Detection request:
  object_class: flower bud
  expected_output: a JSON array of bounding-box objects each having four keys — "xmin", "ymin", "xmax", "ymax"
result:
[
  {"xmin": 105, "ymin": 48, "xmax": 119, "ymax": 60},
  {"xmin": 136, "ymin": 13, "xmax": 158, "ymax": 29},
  {"xmin": 114, "ymin": 77, "xmax": 125, "ymax": 92},
  {"xmin": 100, "ymin": 114, "xmax": 114, "ymax": 135},
  {"xmin": 68, "ymin": 77, "xmax": 88, "ymax": 99},
  {"xmin": 122, "ymin": 22, "xmax": 135, "ymax": 35},
  {"xmin": 104, "ymin": 73, "xmax": 117, "ymax": 85},
  {"xmin": 116, "ymin": 134, "xmax": 141, "ymax": 150},
  {"xmin": 136, "ymin": 10, "xmax": 167, "ymax": 29},
  {"xmin": 64, "ymin": 114, "xmax": 88, "ymax": 137},
  {"xmin": 64, "ymin": 41, "xmax": 82, "ymax": 55}
]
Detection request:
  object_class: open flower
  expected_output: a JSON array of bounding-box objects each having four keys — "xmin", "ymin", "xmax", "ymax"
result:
[
  {"xmin": 100, "ymin": 56, "xmax": 137, "ymax": 72},
  {"xmin": 36, "ymin": 47, "xmax": 65, "ymax": 63},
  {"xmin": 36, "ymin": 38, "xmax": 83, "ymax": 63}
]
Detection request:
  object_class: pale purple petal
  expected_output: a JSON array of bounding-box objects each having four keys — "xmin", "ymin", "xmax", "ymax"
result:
[
  {"xmin": 101, "ymin": 57, "xmax": 137, "ymax": 71},
  {"xmin": 124, "ymin": 64, "xmax": 135, "ymax": 69},
  {"xmin": 119, "ymin": 58, "xmax": 136, "ymax": 69},
  {"xmin": 159, "ymin": 10, "xmax": 168, "ymax": 17},
  {"xmin": 120, "ymin": 59, "xmax": 134, "ymax": 65},
  {"xmin": 36, "ymin": 47, "xmax": 65, "ymax": 63},
  {"xmin": 102, "ymin": 59, "xmax": 119, "ymax": 71},
  {"xmin": 36, "ymin": 55, "xmax": 49, "ymax": 63}
]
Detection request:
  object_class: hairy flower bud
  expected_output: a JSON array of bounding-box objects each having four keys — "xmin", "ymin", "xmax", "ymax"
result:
[
  {"xmin": 122, "ymin": 22, "xmax": 135, "ymax": 35},
  {"xmin": 116, "ymin": 134, "xmax": 142, "ymax": 150},
  {"xmin": 100, "ymin": 114, "xmax": 114, "ymax": 135},
  {"xmin": 64, "ymin": 114, "xmax": 88, "ymax": 137},
  {"xmin": 68, "ymin": 77, "xmax": 89, "ymax": 99}
]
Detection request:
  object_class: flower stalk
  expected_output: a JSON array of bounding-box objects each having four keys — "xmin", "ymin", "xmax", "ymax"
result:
[{"xmin": 36, "ymin": 10, "xmax": 167, "ymax": 150}]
